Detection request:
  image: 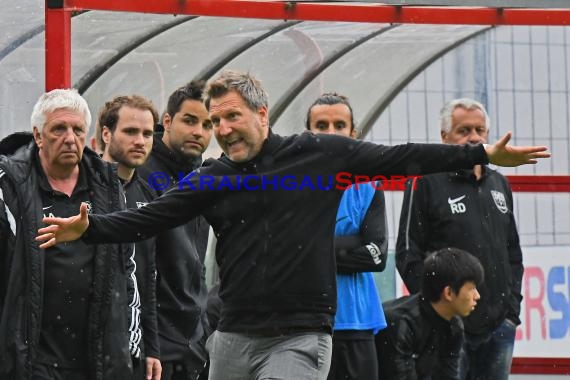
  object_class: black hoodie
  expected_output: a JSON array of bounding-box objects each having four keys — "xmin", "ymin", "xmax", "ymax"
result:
[{"xmin": 137, "ymin": 136, "xmax": 209, "ymax": 366}]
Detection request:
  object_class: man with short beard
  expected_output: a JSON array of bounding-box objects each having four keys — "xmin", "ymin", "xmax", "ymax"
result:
[
  {"xmin": 306, "ymin": 93, "xmax": 388, "ymax": 380},
  {"xmin": 137, "ymin": 81, "xmax": 213, "ymax": 380},
  {"xmin": 98, "ymin": 95, "xmax": 162, "ymax": 380}
]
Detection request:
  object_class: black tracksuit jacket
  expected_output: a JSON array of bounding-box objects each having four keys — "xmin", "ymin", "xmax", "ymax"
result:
[
  {"xmin": 84, "ymin": 131, "xmax": 488, "ymax": 333},
  {"xmin": 136, "ymin": 137, "xmax": 209, "ymax": 366},
  {"xmin": 396, "ymin": 168, "xmax": 523, "ymax": 334},
  {"xmin": 376, "ymin": 294, "xmax": 463, "ymax": 380},
  {"xmin": 123, "ymin": 173, "xmax": 160, "ymax": 360},
  {"xmin": 0, "ymin": 134, "xmax": 133, "ymax": 379}
]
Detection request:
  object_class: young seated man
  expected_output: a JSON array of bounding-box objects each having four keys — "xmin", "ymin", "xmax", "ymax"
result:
[{"xmin": 376, "ymin": 247, "xmax": 484, "ymax": 380}]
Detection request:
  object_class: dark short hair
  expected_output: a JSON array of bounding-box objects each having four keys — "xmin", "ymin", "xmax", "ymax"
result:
[
  {"xmin": 305, "ymin": 92, "xmax": 355, "ymax": 132},
  {"xmin": 421, "ymin": 247, "xmax": 484, "ymax": 302},
  {"xmin": 98, "ymin": 95, "xmax": 159, "ymax": 135},
  {"xmin": 166, "ymin": 80, "xmax": 206, "ymax": 119}
]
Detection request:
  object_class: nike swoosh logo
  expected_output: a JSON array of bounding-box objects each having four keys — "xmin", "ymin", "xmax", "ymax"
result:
[
  {"xmin": 42, "ymin": 205, "xmax": 53, "ymax": 211},
  {"xmin": 448, "ymin": 195, "xmax": 466, "ymax": 204}
]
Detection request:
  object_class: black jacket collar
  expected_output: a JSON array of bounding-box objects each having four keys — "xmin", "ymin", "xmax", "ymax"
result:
[
  {"xmin": 419, "ymin": 296, "xmax": 452, "ymax": 331},
  {"xmin": 151, "ymin": 134, "xmax": 203, "ymax": 175},
  {"xmin": 448, "ymin": 165, "xmax": 489, "ymax": 181}
]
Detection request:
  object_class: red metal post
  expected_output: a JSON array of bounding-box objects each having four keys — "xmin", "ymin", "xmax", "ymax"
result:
[
  {"xmin": 506, "ymin": 175, "xmax": 570, "ymax": 192},
  {"xmin": 62, "ymin": 0, "xmax": 570, "ymax": 26},
  {"xmin": 512, "ymin": 357, "xmax": 570, "ymax": 375},
  {"xmin": 45, "ymin": 1, "xmax": 72, "ymax": 90}
]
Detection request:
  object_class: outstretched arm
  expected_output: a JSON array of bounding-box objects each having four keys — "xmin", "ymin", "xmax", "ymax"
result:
[
  {"xmin": 36, "ymin": 202, "xmax": 89, "ymax": 248},
  {"xmin": 486, "ymin": 131, "xmax": 550, "ymax": 166}
]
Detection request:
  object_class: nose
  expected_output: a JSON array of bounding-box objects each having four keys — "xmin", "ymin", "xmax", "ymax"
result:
[
  {"xmin": 318, "ymin": 124, "xmax": 335, "ymax": 135},
  {"xmin": 217, "ymin": 120, "xmax": 232, "ymax": 137},
  {"xmin": 473, "ymin": 288, "xmax": 481, "ymax": 301},
  {"xmin": 63, "ymin": 127, "xmax": 76, "ymax": 143},
  {"xmin": 133, "ymin": 132, "xmax": 145, "ymax": 146},
  {"xmin": 192, "ymin": 125, "xmax": 205, "ymax": 139},
  {"xmin": 467, "ymin": 129, "xmax": 483, "ymax": 144}
]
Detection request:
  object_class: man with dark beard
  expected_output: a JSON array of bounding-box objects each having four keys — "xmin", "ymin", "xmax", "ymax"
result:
[{"xmin": 137, "ymin": 81, "xmax": 213, "ymax": 380}]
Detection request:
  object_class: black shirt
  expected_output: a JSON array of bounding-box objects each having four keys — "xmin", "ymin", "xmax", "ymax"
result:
[{"xmin": 36, "ymin": 159, "xmax": 95, "ymax": 368}]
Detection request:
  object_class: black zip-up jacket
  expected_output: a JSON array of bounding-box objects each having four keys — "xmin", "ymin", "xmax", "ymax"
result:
[
  {"xmin": 376, "ymin": 294, "xmax": 463, "ymax": 380},
  {"xmin": 396, "ymin": 168, "xmax": 523, "ymax": 334},
  {"xmin": 137, "ymin": 137, "xmax": 209, "ymax": 365},
  {"xmin": 83, "ymin": 131, "xmax": 489, "ymax": 333},
  {"xmin": 0, "ymin": 133, "xmax": 133, "ymax": 379},
  {"xmin": 123, "ymin": 172, "xmax": 160, "ymax": 360}
]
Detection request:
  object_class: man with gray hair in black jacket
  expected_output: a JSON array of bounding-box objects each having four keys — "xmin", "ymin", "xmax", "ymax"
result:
[
  {"xmin": 0, "ymin": 89, "xmax": 133, "ymax": 379},
  {"xmin": 396, "ymin": 98, "xmax": 524, "ymax": 380}
]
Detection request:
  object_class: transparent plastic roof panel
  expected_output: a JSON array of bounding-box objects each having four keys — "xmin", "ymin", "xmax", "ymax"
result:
[
  {"xmin": 207, "ymin": 21, "xmax": 387, "ymax": 131},
  {"xmin": 0, "ymin": 0, "xmax": 44, "ymax": 54},
  {"xmin": 0, "ymin": 9, "xmax": 178, "ymax": 137},
  {"xmin": 273, "ymin": 24, "xmax": 487, "ymax": 136},
  {"xmin": 82, "ymin": 17, "xmax": 289, "ymax": 117}
]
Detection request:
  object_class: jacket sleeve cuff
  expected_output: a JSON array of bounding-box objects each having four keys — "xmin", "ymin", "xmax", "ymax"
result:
[{"xmin": 477, "ymin": 144, "xmax": 490, "ymax": 165}]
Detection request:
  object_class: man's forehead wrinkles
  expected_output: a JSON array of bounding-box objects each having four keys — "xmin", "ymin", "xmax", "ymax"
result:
[{"xmin": 210, "ymin": 99, "xmax": 241, "ymax": 112}]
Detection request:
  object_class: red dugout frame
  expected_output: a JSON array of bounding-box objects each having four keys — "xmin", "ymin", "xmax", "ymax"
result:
[{"xmin": 44, "ymin": 0, "xmax": 570, "ymax": 374}]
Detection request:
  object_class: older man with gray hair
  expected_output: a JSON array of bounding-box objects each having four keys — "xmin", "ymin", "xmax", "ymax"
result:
[
  {"xmin": 0, "ymin": 89, "xmax": 134, "ymax": 379},
  {"xmin": 396, "ymin": 98, "xmax": 523, "ymax": 380}
]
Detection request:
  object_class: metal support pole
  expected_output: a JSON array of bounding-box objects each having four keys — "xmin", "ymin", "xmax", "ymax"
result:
[{"xmin": 45, "ymin": 0, "xmax": 72, "ymax": 90}]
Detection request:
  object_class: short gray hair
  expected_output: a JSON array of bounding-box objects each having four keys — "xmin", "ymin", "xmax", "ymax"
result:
[
  {"xmin": 204, "ymin": 70, "xmax": 268, "ymax": 112},
  {"xmin": 31, "ymin": 88, "xmax": 92, "ymax": 133},
  {"xmin": 440, "ymin": 98, "xmax": 490, "ymax": 133}
]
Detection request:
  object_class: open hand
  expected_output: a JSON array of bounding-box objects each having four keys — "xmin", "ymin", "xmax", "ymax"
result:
[
  {"xmin": 36, "ymin": 202, "xmax": 90, "ymax": 249},
  {"xmin": 486, "ymin": 132, "xmax": 550, "ymax": 167}
]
